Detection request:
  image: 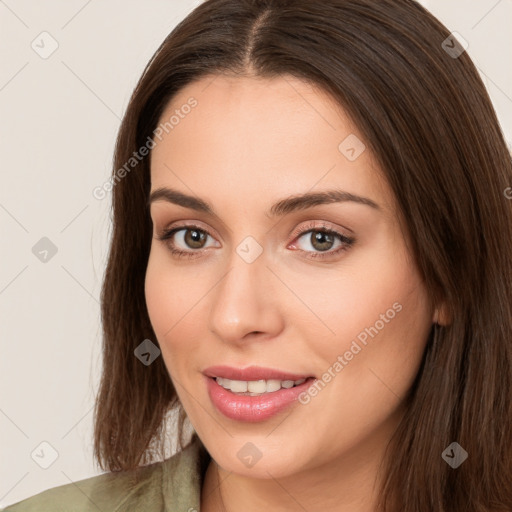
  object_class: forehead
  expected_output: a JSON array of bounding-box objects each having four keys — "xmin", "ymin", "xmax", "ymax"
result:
[{"xmin": 149, "ymin": 73, "xmax": 395, "ymax": 216}]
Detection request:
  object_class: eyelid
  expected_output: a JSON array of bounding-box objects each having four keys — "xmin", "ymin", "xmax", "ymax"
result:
[
  {"xmin": 159, "ymin": 219, "xmax": 220, "ymax": 239},
  {"xmin": 288, "ymin": 220, "xmax": 353, "ymax": 241},
  {"xmin": 157, "ymin": 221, "xmax": 220, "ymax": 247}
]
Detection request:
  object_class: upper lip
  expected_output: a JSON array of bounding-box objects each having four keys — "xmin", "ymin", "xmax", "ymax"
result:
[{"xmin": 203, "ymin": 365, "xmax": 313, "ymax": 381}]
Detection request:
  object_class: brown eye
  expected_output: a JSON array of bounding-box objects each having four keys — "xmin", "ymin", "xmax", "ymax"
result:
[
  {"xmin": 156, "ymin": 224, "xmax": 219, "ymax": 259},
  {"xmin": 307, "ymin": 231, "xmax": 336, "ymax": 252},
  {"xmin": 182, "ymin": 228, "xmax": 208, "ymax": 249},
  {"xmin": 294, "ymin": 228, "xmax": 351, "ymax": 254}
]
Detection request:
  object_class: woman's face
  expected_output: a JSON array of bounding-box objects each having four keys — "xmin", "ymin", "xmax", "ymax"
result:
[{"xmin": 145, "ymin": 73, "xmax": 434, "ymax": 479}]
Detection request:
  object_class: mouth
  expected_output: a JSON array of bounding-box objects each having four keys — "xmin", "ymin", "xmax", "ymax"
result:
[
  {"xmin": 203, "ymin": 367, "xmax": 317, "ymax": 422},
  {"xmin": 212, "ymin": 376, "xmax": 311, "ymax": 396},
  {"xmin": 203, "ymin": 364, "xmax": 314, "ymax": 382}
]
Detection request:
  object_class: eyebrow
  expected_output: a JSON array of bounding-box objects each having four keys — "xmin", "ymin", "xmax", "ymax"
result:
[{"xmin": 147, "ymin": 186, "xmax": 381, "ymax": 218}]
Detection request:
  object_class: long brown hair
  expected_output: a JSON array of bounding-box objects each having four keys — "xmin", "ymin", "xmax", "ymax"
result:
[{"xmin": 93, "ymin": 0, "xmax": 512, "ymax": 509}]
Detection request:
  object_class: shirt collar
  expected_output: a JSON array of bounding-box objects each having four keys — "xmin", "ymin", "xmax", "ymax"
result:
[{"xmin": 162, "ymin": 434, "xmax": 211, "ymax": 511}]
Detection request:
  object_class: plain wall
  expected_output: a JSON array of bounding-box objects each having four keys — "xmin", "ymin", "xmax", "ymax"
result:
[{"xmin": 1, "ymin": 0, "xmax": 510, "ymax": 507}]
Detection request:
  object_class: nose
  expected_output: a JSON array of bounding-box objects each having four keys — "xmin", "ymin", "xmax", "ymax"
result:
[{"xmin": 208, "ymin": 247, "xmax": 284, "ymax": 346}]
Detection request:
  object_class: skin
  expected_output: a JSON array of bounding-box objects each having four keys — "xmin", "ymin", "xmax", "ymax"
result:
[{"xmin": 145, "ymin": 73, "xmax": 446, "ymax": 511}]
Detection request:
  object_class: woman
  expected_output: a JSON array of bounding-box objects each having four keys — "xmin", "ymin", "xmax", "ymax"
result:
[{"xmin": 4, "ymin": 0, "xmax": 512, "ymax": 510}]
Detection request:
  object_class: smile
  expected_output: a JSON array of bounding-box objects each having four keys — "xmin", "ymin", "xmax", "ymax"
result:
[
  {"xmin": 215, "ymin": 377, "xmax": 307, "ymax": 395},
  {"xmin": 205, "ymin": 374, "xmax": 316, "ymax": 422}
]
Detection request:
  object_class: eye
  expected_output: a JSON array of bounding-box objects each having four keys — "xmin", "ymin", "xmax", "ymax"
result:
[
  {"xmin": 156, "ymin": 224, "xmax": 219, "ymax": 259},
  {"xmin": 289, "ymin": 221, "xmax": 355, "ymax": 260}
]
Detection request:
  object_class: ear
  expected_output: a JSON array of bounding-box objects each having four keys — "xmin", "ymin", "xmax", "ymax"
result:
[{"xmin": 433, "ymin": 300, "xmax": 452, "ymax": 326}]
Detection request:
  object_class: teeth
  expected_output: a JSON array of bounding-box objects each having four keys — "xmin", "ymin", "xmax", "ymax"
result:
[
  {"xmin": 215, "ymin": 377, "xmax": 308, "ymax": 395},
  {"xmin": 248, "ymin": 380, "xmax": 267, "ymax": 393},
  {"xmin": 229, "ymin": 380, "xmax": 247, "ymax": 392},
  {"xmin": 265, "ymin": 379, "xmax": 282, "ymax": 392}
]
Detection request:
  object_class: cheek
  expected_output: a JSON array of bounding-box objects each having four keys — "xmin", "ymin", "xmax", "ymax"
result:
[
  {"xmin": 288, "ymin": 251, "xmax": 431, "ymax": 463},
  {"xmin": 285, "ymin": 241, "xmax": 428, "ymax": 363},
  {"xmin": 145, "ymin": 251, "xmax": 175, "ymax": 338},
  {"xmin": 294, "ymin": 239, "xmax": 431, "ymax": 402},
  {"xmin": 144, "ymin": 248, "xmax": 212, "ymax": 366}
]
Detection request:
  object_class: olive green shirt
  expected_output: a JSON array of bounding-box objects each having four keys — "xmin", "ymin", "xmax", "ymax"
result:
[{"xmin": 2, "ymin": 435, "xmax": 211, "ymax": 512}]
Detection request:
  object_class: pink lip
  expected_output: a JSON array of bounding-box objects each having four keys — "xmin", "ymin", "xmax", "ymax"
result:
[
  {"xmin": 203, "ymin": 365, "xmax": 313, "ymax": 381},
  {"xmin": 204, "ymin": 373, "xmax": 316, "ymax": 423}
]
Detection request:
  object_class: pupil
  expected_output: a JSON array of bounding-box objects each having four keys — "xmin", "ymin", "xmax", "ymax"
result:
[
  {"xmin": 187, "ymin": 229, "xmax": 205, "ymax": 248},
  {"xmin": 313, "ymin": 231, "xmax": 333, "ymax": 251}
]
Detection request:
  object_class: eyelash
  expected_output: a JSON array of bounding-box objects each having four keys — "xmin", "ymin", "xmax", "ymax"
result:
[{"xmin": 156, "ymin": 221, "xmax": 355, "ymax": 261}]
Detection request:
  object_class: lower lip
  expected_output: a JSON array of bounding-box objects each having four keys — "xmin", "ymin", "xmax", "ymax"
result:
[{"xmin": 205, "ymin": 375, "xmax": 316, "ymax": 422}]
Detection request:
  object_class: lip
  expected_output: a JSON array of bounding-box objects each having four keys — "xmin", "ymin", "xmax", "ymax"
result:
[
  {"xmin": 203, "ymin": 365, "xmax": 314, "ymax": 381},
  {"xmin": 204, "ymin": 373, "xmax": 317, "ymax": 422}
]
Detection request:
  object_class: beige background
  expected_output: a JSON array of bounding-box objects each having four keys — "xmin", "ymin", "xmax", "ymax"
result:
[{"xmin": 1, "ymin": 0, "xmax": 511, "ymax": 507}]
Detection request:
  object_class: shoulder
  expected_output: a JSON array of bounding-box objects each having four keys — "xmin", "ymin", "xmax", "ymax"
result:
[{"xmin": 1, "ymin": 435, "xmax": 209, "ymax": 512}]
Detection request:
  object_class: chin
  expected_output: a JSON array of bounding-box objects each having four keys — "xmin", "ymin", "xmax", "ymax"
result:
[{"xmin": 207, "ymin": 436, "xmax": 311, "ymax": 479}]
